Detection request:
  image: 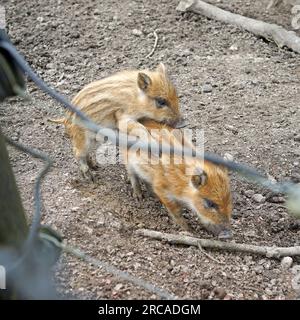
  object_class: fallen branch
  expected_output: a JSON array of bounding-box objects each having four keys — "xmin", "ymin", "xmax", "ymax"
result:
[
  {"xmin": 145, "ymin": 31, "xmax": 159, "ymax": 59},
  {"xmin": 136, "ymin": 229, "xmax": 300, "ymax": 259},
  {"xmin": 176, "ymin": 0, "xmax": 300, "ymax": 54}
]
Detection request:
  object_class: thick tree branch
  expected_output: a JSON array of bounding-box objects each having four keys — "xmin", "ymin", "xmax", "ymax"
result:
[{"xmin": 176, "ymin": 0, "xmax": 300, "ymax": 54}]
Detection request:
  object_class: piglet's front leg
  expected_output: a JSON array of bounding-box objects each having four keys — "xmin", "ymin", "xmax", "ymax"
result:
[{"xmin": 156, "ymin": 191, "xmax": 190, "ymax": 232}]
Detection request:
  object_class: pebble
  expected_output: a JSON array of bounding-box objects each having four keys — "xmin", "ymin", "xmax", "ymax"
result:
[
  {"xmin": 252, "ymin": 193, "xmax": 266, "ymax": 203},
  {"xmin": 202, "ymin": 83, "xmax": 213, "ymax": 93},
  {"xmin": 213, "ymin": 287, "xmax": 227, "ymax": 299},
  {"xmin": 289, "ymin": 220, "xmax": 300, "ymax": 230},
  {"xmin": 225, "ymin": 124, "xmax": 238, "ymax": 134},
  {"xmin": 229, "ymin": 44, "xmax": 238, "ymax": 51},
  {"xmin": 46, "ymin": 62, "xmax": 55, "ymax": 69},
  {"xmin": 223, "ymin": 153, "xmax": 234, "ymax": 161},
  {"xmin": 11, "ymin": 132, "xmax": 20, "ymax": 141},
  {"xmin": 114, "ymin": 283, "xmax": 123, "ymax": 291},
  {"xmin": 294, "ymin": 135, "xmax": 300, "ymax": 142},
  {"xmin": 265, "ymin": 288, "xmax": 273, "ymax": 296},
  {"xmin": 244, "ymin": 190, "xmax": 255, "ymax": 198},
  {"xmin": 281, "ymin": 256, "xmax": 293, "ymax": 270},
  {"xmin": 179, "ymin": 49, "xmax": 192, "ymax": 57},
  {"xmin": 132, "ymin": 29, "xmax": 143, "ymax": 36},
  {"xmin": 268, "ymin": 196, "xmax": 285, "ymax": 204},
  {"xmin": 291, "ymin": 171, "xmax": 300, "ymax": 183},
  {"xmin": 291, "ymin": 265, "xmax": 300, "ymax": 275}
]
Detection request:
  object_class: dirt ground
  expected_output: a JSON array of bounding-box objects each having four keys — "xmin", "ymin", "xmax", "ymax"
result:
[{"xmin": 1, "ymin": 0, "xmax": 300, "ymax": 299}]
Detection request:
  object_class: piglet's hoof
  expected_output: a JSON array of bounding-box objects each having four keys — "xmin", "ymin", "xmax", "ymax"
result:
[
  {"xmin": 87, "ymin": 158, "xmax": 100, "ymax": 171},
  {"xmin": 81, "ymin": 169, "xmax": 96, "ymax": 183},
  {"xmin": 132, "ymin": 189, "xmax": 143, "ymax": 201}
]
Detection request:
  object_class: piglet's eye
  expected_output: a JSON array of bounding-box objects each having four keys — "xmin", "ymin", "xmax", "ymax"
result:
[
  {"xmin": 155, "ymin": 97, "xmax": 168, "ymax": 108},
  {"xmin": 204, "ymin": 198, "xmax": 219, "ymax": 210}
]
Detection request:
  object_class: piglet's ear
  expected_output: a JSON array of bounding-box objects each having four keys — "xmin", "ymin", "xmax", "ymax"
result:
[
  {"xmin": 191, "ymin": 170, "xmax": 207, "ymax": 189},
  {"xmin": 156, "ymin": 62, "xmax": 167, "ymax": 75},
  {"xmin": 137, "ymin": 72, "xmax": 152, "ymax": 91}
]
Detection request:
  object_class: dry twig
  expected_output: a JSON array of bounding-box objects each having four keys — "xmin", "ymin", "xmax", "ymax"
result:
[
  {"xmin": 137, "ymin": 229, "xmax": 300, "ymax": 259},
  {"xmin": 145, "ymin": 31, "xmax": 159, "ymax": 58}
]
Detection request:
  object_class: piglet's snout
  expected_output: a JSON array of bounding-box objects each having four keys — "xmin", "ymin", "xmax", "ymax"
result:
[
  {"xmin": 206, "ymin": 224, "xmax": 232, "ymax": 239},
  {"xmin": 174, "ymin": 117, "xmax": 189, "ymax": 128}
]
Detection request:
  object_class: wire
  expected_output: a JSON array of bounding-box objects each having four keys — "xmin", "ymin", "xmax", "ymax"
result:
[
  {"xmin": 40, "ymin": 233, "xmax": 177, "ymax": 300},
  {"xmin": 4, "ymin": 136, "xmax": 52, "ymax": 267}
]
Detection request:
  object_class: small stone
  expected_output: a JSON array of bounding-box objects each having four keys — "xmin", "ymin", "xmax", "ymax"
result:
[
  {"xmin": 265, "ymin": 288, "xmax": 273, "ymax": 296},
  {"xmin": 244, "ymin": 190, "xmax": 255, "ymax": 198},
  {"xmin": 268, "ymin": 196, "xmax": 285, "ymax": 204},
  {"xmin": 281, "ymin": 256, "xmax": 293, "ymax": 270},
  {"xmin": 245, "ymin": 230, "xmax": 256, "ymax": 238},
  {"xmin": 291, "ymin": 265, "xmax": 300, "ymax": 275},
  {"xmin": 289, "ymin": 220, "xmax": 300, "ymax": 231},
  {"xmin": 71, "ymin": 206, "xmax": 80, "ymax": 212},
  {"xmin": 229, "ymin": 44, "xmax": 238, "ymax": 51},
  {"xmin": 169, "ymin": 259, "xmax": 176, "ymax": 267},
  {"xmin": 37, "ymin": 16, "xmax": 44, "ymax": 23},
  {"xmin": 252, "ymin": 193, "xmax": 266, "ymax": 204},
  {"xmin": 291, "ymin": 171, "xmax": 300, "ymax": 183},
  {"xmin": 199, "ymin": 280, "xmax": 211, "ymax": 289},
  {"xmin": 223, "ymin": 153, "xmax": 234, "ymax": 161},
  {"xmin": 114, "ymin": 283, "xmax": 123, "ymax": 291},
  {"xmin": 202, "ymin": 83, "xmax": 213, "ymax": 93},
  {"xmin": 179, "ymin": 49, "xmax": 192, "ymax": 57},
  {"xmin": 46, "ymin": 62, "xmax": 55, "ymax": 69},
  {"xmin": 213, "ymin": 287, "xmax": 227, "ymax": 299},
  {"xmin": 11, "ymin": 133, "xmax": 20, "ymax": 142},
  {"xmin": 291, "ymin": 274, "xmax": 300, "ymax": 292},
  {"xmin": 225, "ymin": 124, "xmax": 238, "ymax": 134},
  {"xmin": 132, "ymin": 29, "xmax": 143, "ymax": 36},
  {"xmin": 294, "ymin": 135, "xmax": 300, "ymax": 142}
]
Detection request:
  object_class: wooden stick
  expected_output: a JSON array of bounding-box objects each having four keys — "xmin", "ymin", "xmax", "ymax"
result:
[
  {"xmin": 136, "ymin": 229, "xmax": 300, "ymax": 259},
  {"xmin": 145, "ymin": 31, "xmax": 159, "ymax": 59},
  {"xmin": 176, "ymin": 0, "xmax": 300, "ymax": 54}
]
